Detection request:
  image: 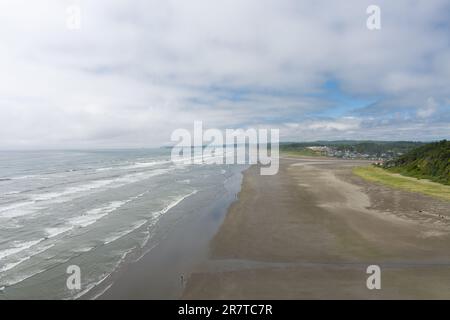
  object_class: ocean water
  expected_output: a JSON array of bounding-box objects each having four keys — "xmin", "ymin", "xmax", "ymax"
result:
[{"xmin": 0, "ymin": 149, "xmax": 245, "ymax": 299}]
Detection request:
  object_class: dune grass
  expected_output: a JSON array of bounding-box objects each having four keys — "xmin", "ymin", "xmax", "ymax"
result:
[{"xmin": 353, "ymin": 166, "xmax": 450, "ymax": 202}]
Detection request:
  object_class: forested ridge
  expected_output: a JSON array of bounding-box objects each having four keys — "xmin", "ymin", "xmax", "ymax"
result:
[{"xmin": 383, "ymin": 140, "xmax": 450, "ymax": 185}]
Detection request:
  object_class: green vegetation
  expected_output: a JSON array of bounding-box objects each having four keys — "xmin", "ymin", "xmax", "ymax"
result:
[
  {"xmin": 281, "ymin": 147, "xmax": 326, "ymax": 157},
  {"xmin": 383, "ymin": 140, "xmax": 450, "ymax": 185},
  {"xmin": 332, "ymin": 141, "xmax": 423, "ymax": 156},
  {"xmin": 353, "ymin": 166, "xmax": 450, "ymax": 201},
  {"xmin": 280, "ymin": 141, "xmax": 424, "ymax": 159}
]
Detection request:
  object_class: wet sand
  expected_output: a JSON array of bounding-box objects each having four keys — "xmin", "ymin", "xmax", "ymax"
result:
[
  {"xmin": 183, "ymin": 158, "xmax": 450, "ymax": 299},
  {"xmin": 96, "ymin": 168, "xmax": 245, "ymax": 300}
]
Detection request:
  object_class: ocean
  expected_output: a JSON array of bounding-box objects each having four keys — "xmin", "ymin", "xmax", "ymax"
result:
[{"xmin": 0, "ymin": 149, "xmax": 245, "ymax": 299}]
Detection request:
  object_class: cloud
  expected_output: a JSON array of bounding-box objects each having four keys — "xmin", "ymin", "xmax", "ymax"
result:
[
  {"xmin": 307, "ymin": 117, "xmax": 362, "ymax": 131},
  {"xmin": 0, "ymin": 0, "xmax": 449, "ymax": 148},
  {"xmin": 417, "ymin": 97, "xmax": 438, "ymax": 118}
]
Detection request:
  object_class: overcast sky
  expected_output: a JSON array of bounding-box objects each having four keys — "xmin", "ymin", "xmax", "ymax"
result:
[{"xmin": 0, "ymin": 0, "xmax": 449, "ymax": 149}]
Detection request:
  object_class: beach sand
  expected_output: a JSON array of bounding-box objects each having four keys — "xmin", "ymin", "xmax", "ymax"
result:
[{"xmin": 183, "ymin": 158, "xmax": 450, "ymax": 299}]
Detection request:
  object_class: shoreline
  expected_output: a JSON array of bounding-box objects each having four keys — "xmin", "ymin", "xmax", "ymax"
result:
[
  {"xmin": 90, "ymin": 166, "xmax": 247, "ymax": 300},
  {"xmin": 183, "ymin": 158, "xmax": 450, "ymax": 299}
]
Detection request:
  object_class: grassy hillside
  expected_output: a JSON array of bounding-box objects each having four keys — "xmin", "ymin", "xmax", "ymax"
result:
[
  {"xmin": 383, "ymin": 140, "xmax": 450, "ymax": 185},
  {"xmin": 353, "ymin": 166, "xmax": 450, "ymax": 201}
]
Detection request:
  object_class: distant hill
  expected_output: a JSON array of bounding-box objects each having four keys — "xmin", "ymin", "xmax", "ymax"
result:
[
  {"xmin": 383, "ymin": 140, "xmax": 450, "ymax": 185},
  {"xmin": 280, "ymin": 141, "xmax": 424, "ymax": 159}
]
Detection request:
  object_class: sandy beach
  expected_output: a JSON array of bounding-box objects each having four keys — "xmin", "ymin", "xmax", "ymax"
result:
[{"xmin": 183, "ymin": 157, "xmax": 450, "ymax": 299}]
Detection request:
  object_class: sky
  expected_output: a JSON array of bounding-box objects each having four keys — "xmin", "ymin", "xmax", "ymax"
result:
[{"xmin": 0, "ymin": 0, "xmax": 449, "ymax": 149}]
